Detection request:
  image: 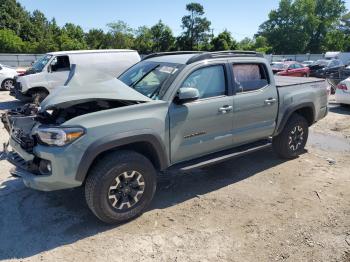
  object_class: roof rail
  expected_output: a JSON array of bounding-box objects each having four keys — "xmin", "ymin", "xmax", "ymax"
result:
[
  {"xmin": 142, "ymin": 51, "xmax": 204, "ymax": 61},
  {"xmin": 186, "ymin": 50, "xmax": 264, "ymax": 64}
]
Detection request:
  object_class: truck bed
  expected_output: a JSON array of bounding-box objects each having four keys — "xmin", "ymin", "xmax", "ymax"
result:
[{"xmin": 275, "ymin": 76, "xmax": 325, "ymax": 88}]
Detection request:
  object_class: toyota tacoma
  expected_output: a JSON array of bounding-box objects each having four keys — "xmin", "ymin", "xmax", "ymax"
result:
[{"xmin": 2, "ymin": 51, "xmax": 328, "ymax": 223}]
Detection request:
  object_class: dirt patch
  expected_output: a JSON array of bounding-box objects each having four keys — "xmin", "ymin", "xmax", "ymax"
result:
[{"xmin": 0, "ymin": 92, "xmax": 349, "ymax": 262}]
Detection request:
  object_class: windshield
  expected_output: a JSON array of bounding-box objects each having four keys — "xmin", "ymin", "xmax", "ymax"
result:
[
  {"xmin": 272, "ymin": 63, "xmax": 284, "ymax": 69},
  {"xmin": 32, "ymin": 54, "xmax": 52, "ymax": 72},
  {"xmin": 119, "ymin": 60, "xmax": 182, "ymax": 100},
  {"xmin": 313, "ymin": 60, "xmax": 330, "ymax": 66}
]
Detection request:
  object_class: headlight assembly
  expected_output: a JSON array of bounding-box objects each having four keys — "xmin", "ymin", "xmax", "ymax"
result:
[{"xmin": 36, "ymin": 126, "xmax": 85, "ymax": 146}]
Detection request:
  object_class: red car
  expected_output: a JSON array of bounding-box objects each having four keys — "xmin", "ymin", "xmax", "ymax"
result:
[{"xmin": 276, "ymin": 62, "xmax": 310, "ymax": 77}]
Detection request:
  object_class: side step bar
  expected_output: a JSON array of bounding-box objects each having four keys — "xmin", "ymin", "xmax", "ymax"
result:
[{"xmin": 170, "ymin": 140, "xmax": 272, "ymax": 171}]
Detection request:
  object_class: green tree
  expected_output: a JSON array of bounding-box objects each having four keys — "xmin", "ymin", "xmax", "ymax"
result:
[
  {"xmin": 258, "ymin": 0, "xmax": 346, "ymax": 54},
  {"xmin": 85, "ymin": 29, "xmax": 107, "ymax": 49},
  {"xmin": 179, "ymin": 2, "xmax": 211, "ymax": 50},
  {"xmin": 0, "ymin": 0, "xmax": 32, "ymax": 39},
  {"xmin": 150, "ymin": 20, "xmax": 175, "ymax": 52},
  {"xmin": 211, "ymin": 30, "xmax": 238, "ymax": 51},
  {"xmin": 134, "ymin": 26, "xmax": 153, "ymax": 54},
  {"xmin": 0, "ymin": 29, "xmax": 24, "ymax": 52},
  {"xmin": 238, "ymin": 37, "xmax": 255, "ymax": 51},
  {"xmin": 254, "ymin": 36, "xmax": 272, "ymax": 53},
  {"xmin": 107, "ymin": 20, "xmax": 134, "ymax": 49}
]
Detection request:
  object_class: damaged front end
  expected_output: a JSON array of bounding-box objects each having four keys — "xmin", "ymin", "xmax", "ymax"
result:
[{"xmin": 1, "ymin": 103, "xmax": 46, "ymax": 176}]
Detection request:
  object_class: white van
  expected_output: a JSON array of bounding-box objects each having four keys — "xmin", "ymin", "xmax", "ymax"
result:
[{"xmin": 11, "ymin": 49, "xmax": 140, "ymax": 102}]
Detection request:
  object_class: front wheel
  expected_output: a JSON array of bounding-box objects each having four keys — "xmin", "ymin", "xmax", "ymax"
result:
[
  {"xmin": 1, "ymin": 79, "xmax": 14, "ymax": 91},
  {"xmin": 85, "ymin": 150, "xmax": 157, "ymax": 224},
  {"xmin": 272, "ymin": 114, "xmax": 309, "ymax": 159}
]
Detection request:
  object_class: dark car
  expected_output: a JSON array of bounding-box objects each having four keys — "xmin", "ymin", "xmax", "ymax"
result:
[{"xmin": 309, "ymin": 59, "xmax": 344, "ymax": 78}]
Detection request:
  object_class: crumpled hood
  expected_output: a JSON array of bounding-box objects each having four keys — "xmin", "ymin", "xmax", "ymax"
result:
[{"xmin": 40, "ymin": 65, "xmax": 152, "ymax": 111}]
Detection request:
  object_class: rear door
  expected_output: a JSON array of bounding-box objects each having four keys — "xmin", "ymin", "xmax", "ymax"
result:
[
  {"xmin": 231, "ymin": 62, "xmax": 278, "ymax": 145},
  {"xmin": 169, "ymin": 63, "xmax": 234, "ymax": 164},
  {"xmin": 46, "ymin": 55, "xmax": 71, "ymax": 90}
]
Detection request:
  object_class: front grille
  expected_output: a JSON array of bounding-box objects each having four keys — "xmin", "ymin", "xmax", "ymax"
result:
[{"xmin": 11, "ymin": 128, "xmax": 35, "ymax": 152}]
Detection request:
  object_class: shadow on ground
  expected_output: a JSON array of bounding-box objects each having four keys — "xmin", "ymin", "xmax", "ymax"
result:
[
  {"xmin": 0, "ymin": 99, "xmax": 23, "ymax": 110},
  {"xmin": 0, "ymin": 148, "xmax": 286, "ymax": 259},
  {"xmin": 329, "ymin": 104, "xmax": 350, "ymax": 115}
]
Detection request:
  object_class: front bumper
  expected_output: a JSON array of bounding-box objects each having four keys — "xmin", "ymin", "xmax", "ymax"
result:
[
  {"xmin": 3, "ymin": 138, "xmax": 83, "ymax": 191},
  {"xmin": 10, "ymin": 80, "xmax": 32, "ymax": 102}
]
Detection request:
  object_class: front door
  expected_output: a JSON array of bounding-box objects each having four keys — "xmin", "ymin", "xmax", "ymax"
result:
[
  {"xmin": 231, "ymin": 63, "xmax": 278, "ymax": 145},
  {"xmin": 46, "ymin": 55, "xmax": 71, "ymax": 90},
  {"xmin": 169, "ymin": 64, "xmax": 234, "ymax": 164}
]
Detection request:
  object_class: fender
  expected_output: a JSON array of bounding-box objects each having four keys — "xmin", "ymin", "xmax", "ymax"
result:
[
  {"xmin": 75, "ymin": 130, "xmax": 169, "ymax": 182},
  {"xmin": 275, "ymin": 102, "xmax": 315, "ymax": 135}
]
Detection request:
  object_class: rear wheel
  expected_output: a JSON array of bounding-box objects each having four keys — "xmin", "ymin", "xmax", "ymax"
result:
[
  {"xmin": 1, "ymin": 79, "xmax": 14, "ymax": 91},
  {"xmin": 85, "ymin": 150, "xmax": 157, "ymax": 224},
  {"xmin": 273, "ymin": 114, "xmax": 309, "ymax": 159}
]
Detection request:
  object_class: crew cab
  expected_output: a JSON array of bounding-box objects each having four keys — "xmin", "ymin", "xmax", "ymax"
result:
[{"xmin": 2, "ymin": 51, "xmax": 328, "ymax": 224}]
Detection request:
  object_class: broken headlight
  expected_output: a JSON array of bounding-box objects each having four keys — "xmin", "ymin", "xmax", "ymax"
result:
[{"xmin": 35, "ymin": 126, "xmax": 85, "ymax": 146}]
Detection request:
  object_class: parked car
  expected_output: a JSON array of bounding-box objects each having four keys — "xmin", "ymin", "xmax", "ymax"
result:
[
  {"xmin": 335, "ymin": 77, "xmax": 350, "ymax": 106},
  {"xmin": 2, "ymin": 51, "xmax": 328, "ymax": 224},
  {"xmin": 271, "ymin": 62, "xmax": 285, "ymax": 74},
  {"xmin": 276, "ymin": 62, "xmax": 310, "ymax": 77},
  {"xmin": 0, "ymin": 64, "xmax": 18, "ymax": 90},
  {"xmin": 309, "ymin": 59, "xmax": 345, "ymax": 78},
  {"xmin": 302, "ymin": 61, "xmax": 314, "ymax": 67},
  {"xmin": 11, "ymin": 49, "xmax": 140, "ymax": 103}
]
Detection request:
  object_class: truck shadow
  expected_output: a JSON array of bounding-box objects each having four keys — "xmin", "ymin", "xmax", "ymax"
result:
[
  {"xmin": 0, "ymin": 100, "xmax": 23, "ymax": 110},
  {"xmin": 0, "ymin": 147, "xmax": 287, "ymax": 259}
]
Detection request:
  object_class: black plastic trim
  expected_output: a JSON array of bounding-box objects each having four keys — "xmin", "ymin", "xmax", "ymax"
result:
[
  {"xmin": 275, "ymin": 102, "xmax": 315, "ymax": 135},
  {"xmin": 75, "ymin": 133, "xmax": 169, "ymax": 182}
]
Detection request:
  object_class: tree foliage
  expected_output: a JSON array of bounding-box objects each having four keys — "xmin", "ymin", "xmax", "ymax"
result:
[
  {"xmin": 0, "ymin": 0, "xmax": 349, "ymax": 54},
  {"xmin": 178, "ymin": 3, "xmax": 211, "ymax": 50},
  {"xmin": 258, "ymin": 0, "xmax": 347, "ymax": 54},
  {"xmin": 211, "ymin": 30, "xmax": 238, "ymax": 51}
]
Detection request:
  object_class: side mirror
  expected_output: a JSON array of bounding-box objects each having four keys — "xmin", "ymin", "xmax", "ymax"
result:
[
  {"xmin": 47, "ymin": 65, "xmax": 52, "ymax": 73},
  {"xmin": 176, "ymin": 87, "xmax": 199, "ymax": 103}
]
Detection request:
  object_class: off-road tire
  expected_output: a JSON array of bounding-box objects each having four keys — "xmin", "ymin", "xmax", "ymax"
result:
[
  {"xmin": 85, "ymin": 150, "xmax": 157, "ymax": 224},
  {"xmin": 272, "ymin": 114, "xmax": 309, "ymax": 159}
]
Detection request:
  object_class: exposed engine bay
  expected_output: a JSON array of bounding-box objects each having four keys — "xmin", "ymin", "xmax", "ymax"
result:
[{"xmin": 1, "ymin": 99, "xmax": 142, "ymax": 152}]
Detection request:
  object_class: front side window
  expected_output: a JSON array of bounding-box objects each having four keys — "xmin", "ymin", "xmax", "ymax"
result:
[
  {"xmin": 232, "ymin": 64, "xmax": 269, "ymax": 92},
  {"xmin": 50, "ymin": 56, "xmax": 70, "ymax": 72},
  {"xmin": 181, "ymin": 65, "xmax": 226, "ymax": 99},
  {"xmin": 32, "ymin": 54, "xmax": 52, "ymax": 72}
]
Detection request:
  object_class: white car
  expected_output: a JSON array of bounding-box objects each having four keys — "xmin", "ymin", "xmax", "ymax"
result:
[
  {"xmin": 0, "ymin": 64, "xmax": 18, "ymax": 91},
  {"xmin": 335, "ymin": 77, "xmax": 350, "ymax": 106}
]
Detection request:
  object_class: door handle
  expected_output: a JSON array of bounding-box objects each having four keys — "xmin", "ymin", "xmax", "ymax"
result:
[
  {"xmin": 218, "ymin": 105, "xmax": 233, "ymax": 113},
  {"xmin": 264, "ymin": 98, "xmax": 277, "ymax": 105}
]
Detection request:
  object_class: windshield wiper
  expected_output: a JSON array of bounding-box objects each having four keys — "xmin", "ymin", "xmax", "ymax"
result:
[{"xmin": 131, "ymin": 65, "xmax": 159, "ymax": 88}]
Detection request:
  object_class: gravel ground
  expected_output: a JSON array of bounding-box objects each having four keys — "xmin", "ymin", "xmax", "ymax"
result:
[{"xmin": 0, "ymin": 91, "xmax": 349, "ymax": 262}]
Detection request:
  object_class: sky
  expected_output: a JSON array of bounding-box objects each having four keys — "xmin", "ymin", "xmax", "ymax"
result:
[{"xmin": 17, "ymin": 0, "xmax": 350, "ymax": 40}]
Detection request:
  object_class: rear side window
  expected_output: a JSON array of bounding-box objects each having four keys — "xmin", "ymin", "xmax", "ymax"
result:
[
  {"xmin": 232, "ymin": 64, "xmax": 269, "ymax": 92},
  {"xmin": 181, "ymin": 65, "xmax": 226, "ymax": 99}
]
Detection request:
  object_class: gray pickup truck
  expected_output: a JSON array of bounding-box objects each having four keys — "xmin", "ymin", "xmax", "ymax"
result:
[{"xmin": 2, "ymin": 51, "xmax": 328, "ymax": 223}]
